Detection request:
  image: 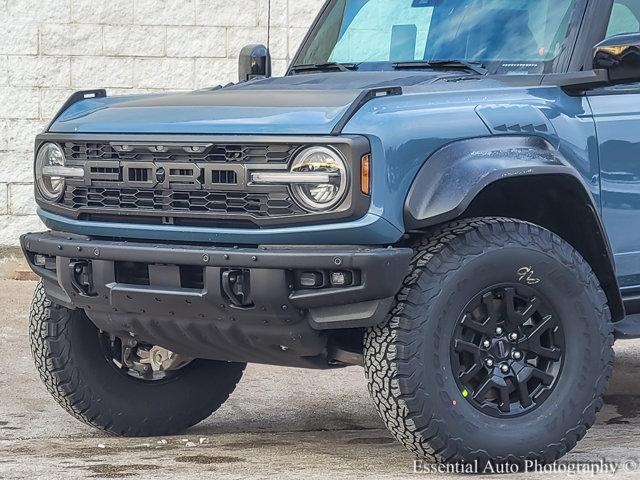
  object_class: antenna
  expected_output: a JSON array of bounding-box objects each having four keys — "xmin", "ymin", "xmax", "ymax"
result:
[{"xmin": 267, "ymin": 0, "xmax": 272, "ymax": 49}]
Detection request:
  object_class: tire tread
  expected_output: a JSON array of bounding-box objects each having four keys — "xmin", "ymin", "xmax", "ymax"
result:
[
  {"xmin": 29, "ymin": 283, "xmax": 245, "ymax": 437},
  {"xmin": 364, "ymin": 217, "xmax": 614, "ymax": 464}
]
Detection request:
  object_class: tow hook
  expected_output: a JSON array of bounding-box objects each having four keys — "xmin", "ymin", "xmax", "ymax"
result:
[
  {"xmin": 68, "ymin": 260, "xmax": 96, "ymax": 297},
  {"xmin": 221, "ymin": 269, "xmax": 254, "ymax": 308}
]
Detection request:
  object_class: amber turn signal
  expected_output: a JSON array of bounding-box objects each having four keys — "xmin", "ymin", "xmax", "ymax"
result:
[{"xmin": 361, "ymin": 154, "xmax": 371, "ymax": 195}]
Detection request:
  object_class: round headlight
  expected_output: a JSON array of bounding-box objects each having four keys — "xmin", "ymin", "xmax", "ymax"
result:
[
  {"xmin": 35, "ymin": 143, "xmax": 66, "ymax": 202},
  {"xmin": 290, "ymin": 146, "xmax": 348, "ymax": 211}
]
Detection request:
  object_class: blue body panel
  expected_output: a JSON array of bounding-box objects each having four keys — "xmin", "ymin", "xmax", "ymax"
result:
[
  {"xmin": 50, "ymin": 72, "xmax": 449, "ymax": 135},
  {"xmin": 345, "ymin": 82, "xmax": 599, "ymax": 232},
  {"xmin": 43, "ymin": 72, "xmax": 618, "ymax": 285},
  {"xmin": 53, "ymin": 97, "xmax": 354, "ymax": 136},
  {"xmin": 588, "ymin": 87, "xmax": 640, "ymax": 289},
  {"xmin": 39, "ymin": 209, "xmax": 404, "ymax": 245}
]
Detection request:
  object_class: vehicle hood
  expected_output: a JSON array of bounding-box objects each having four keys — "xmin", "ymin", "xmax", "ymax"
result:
[{"xmin": 49, "ymin": 72, "xmax": 470, "ymax": 135}]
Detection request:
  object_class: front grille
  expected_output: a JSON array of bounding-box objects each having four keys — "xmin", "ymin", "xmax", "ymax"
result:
[
  {"xmin": 63, "ymin": 142, "xmax": 297, "ymax": 164},
  {"xmin": 57, "ymin": 140, "xmax": 308, "ymax": 225},
  {"xmin": 65, "ymin": 187, "xmax": 304, "ymax": 217}
]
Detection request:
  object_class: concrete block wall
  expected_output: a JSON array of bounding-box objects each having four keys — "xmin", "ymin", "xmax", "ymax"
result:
[{"xmin": 0, "ymin": 0, "xmax": 324, "ymax": 246}]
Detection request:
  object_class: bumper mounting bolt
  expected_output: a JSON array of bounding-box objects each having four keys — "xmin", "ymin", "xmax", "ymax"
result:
[
  {"xmin": 202, "ymin": 254, "xmax": 210, "ymax": 263},
  {"xmin": 93, "ymin": 248, "xmax": 100, "ymax": 257},
  {"xmin": 334, "ymin": 257, "xmax": 343, "ymax": 266}
]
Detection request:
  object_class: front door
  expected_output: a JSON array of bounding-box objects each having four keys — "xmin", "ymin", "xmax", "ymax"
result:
[{"xmin": 589, "ymin": 0, "xmax": 640, "ymax": 289}]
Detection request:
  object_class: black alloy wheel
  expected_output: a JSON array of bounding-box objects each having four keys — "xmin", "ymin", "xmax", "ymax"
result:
[{"xmin": 451, "ymin": 285, "xmax": 564, "ymax": 418}]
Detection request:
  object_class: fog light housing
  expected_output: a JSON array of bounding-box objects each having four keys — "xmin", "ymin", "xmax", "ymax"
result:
[
  {"xmin": 330, "ymin": 271, "xmax": 353, "ymax": 287},
  {"xmin": 33, "ymin": 254, "xmax": 56, "ymax": 270},
  {"xmin": 298, "ymin": 271, "xmax": 324, "ymax": 288}
]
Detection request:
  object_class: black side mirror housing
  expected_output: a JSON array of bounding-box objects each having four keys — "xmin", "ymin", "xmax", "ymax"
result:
[
  {"xmin": 239, "ymin": 44, "xmax": 272, "ymax": 83},
  {"xmin": 593, "ymin": 33, "xmax": 640, "ymax": 84},
  {"xmin": 544, "ymin": 33, "xmax": 640, "ymax": 94}
]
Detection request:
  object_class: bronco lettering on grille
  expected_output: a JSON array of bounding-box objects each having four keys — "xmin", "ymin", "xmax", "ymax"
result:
[{"xmin": 83, "ymin": 161, "xmax": 247, "ymax": 190}]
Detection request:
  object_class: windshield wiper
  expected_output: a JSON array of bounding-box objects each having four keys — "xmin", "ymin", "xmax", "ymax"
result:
[
  {"xmin": 393, "ymin": 60, "xmax": 488, "ymax": 76},
  {"xmin": 290, "ymin": 62, "xmax": 359, "ymax": 74}
]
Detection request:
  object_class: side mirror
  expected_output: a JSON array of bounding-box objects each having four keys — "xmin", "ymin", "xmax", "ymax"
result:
[
  {"xmin": 593, "ymin": 33, "xmax": 640, "ymax": 84},
  {"xmin": 239, "ymin": 44, "xmax": 271, "ymax": 83}
]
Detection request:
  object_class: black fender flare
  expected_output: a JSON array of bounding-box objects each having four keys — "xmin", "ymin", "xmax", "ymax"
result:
[
  {"xmin": 404, "ymin": 135, "xmax": 624, "ymax": 320},
  {"xmin": 405, "ymin": 136, "xmax": 586, "ymax": 228}
]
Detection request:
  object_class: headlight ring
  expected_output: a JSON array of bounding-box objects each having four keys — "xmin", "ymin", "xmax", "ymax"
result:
[
  {"xmin": 289, "ymin": 146, "xmax": 348, "ymax": 211},
  {"xmin": 35, "ymin": 143, "xmax": 66, "ymax": 202}
]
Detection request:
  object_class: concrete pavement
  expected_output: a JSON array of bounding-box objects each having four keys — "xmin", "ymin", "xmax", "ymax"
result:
[{"xmin": 1, "ymin": 279, "xmax": 639, "ymax": 479}]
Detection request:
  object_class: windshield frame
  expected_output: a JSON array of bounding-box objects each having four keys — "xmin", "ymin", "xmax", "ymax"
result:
[{"xmin": 287, "ymin": 0, "xmax": 590, "ymax": 76}]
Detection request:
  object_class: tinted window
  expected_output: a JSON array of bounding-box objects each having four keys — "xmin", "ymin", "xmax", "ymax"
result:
[
  {"xmin": 295, "ymin": 0, "xmax": 581, "ymax": 74},
  {"xmin": 606, "ymin": 2, "xmax": 640, "ymax": 38},
  {"xmin": 329, "ymin": 1, "xmax": 435, "ymax": 63}
]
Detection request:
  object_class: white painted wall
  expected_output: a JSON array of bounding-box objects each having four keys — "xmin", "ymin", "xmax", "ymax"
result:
[{"xmin": 0, "ymin": 0, "xmax": 325, "ymax": 246}]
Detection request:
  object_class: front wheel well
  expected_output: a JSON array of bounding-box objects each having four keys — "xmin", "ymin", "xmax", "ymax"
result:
[{"xmin": 443, "ymin": 174, "xmax": 623, "ymax": 320}]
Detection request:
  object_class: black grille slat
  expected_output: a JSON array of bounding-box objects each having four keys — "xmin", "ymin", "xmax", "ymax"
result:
[
  {"xmin": 64, "ymin": 187, "xmax": 303, "ymax": 218},
  {"xmin": 63, "ymin": 142, "xmax": 299, "ymax": 164},
  {"xmin": 128, "ymin": 168, "xmax": 149, "ymax": 182},
  {"xmin": 211, "ymin": 170, "xmax": 237, "ymax": 185}
]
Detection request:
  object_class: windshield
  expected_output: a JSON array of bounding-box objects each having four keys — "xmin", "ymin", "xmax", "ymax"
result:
[{"xmin": 293, "ymin": 0, "xmax": 583, "ymax": 75}]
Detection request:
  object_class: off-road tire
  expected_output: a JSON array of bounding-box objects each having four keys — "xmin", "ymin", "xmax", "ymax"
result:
[
  {"xmin": 364, "ymin": 217, "xmax": 614, "ymax": 465},
  {"xmin": 30, "ymin": 281, "xmax": 246, "ymax": 437}
]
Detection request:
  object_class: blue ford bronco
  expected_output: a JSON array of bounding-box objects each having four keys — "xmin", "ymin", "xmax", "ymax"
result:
[{"xmin": 20, "ymin": 0, "xmax": 640, "ymax": 466}]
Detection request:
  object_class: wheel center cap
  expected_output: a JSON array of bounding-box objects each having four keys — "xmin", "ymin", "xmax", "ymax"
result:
[{"xmin": 491, "ymin": 339, "xmax": 511, "ymax": 360}]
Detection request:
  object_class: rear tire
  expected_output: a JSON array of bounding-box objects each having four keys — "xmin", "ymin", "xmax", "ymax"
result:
[
  {"xmin": 30, "ymin": 281, "xmax": 246, "ymax": 437},
  {"xmin": 364, "ymin": 217, "xmax": 614, "ymax": 465}
]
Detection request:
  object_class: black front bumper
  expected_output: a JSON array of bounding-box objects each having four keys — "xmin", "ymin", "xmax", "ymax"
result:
[{"xmin": 21, "ymin": 231, "xmax": 412, "ymax": 368}]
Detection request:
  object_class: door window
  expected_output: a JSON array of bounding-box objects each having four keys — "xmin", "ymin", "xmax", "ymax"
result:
[
  {"xmin": 606, "ymin": 1, "xmax": 640, "ymax": 38},
  {"xmin": 602, "ymin": 1, "xmax": 640, "ymax": 93}
]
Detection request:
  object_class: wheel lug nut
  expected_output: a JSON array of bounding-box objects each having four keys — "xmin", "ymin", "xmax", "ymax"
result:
[
  {"xmin": 512, "ymin": 351, "xmax": 522, "ymax": 360},
  {"xmin": 483, "ymin": 340, "xmax": 491, "ymax": 348},
  {"xmin": 509, "ymin": 333, "xmax": 518, "ymax": 341},
  {"xmin": 486, "ymin": 358, "xmax": 494, "ymax": 367},
  {"xmin": 496, "ymin": 327, "xmax": 503, "ymax": 335},
  {"xmin": 500, "ymin": 364, "xmax": 510, "ymax": 374}
]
